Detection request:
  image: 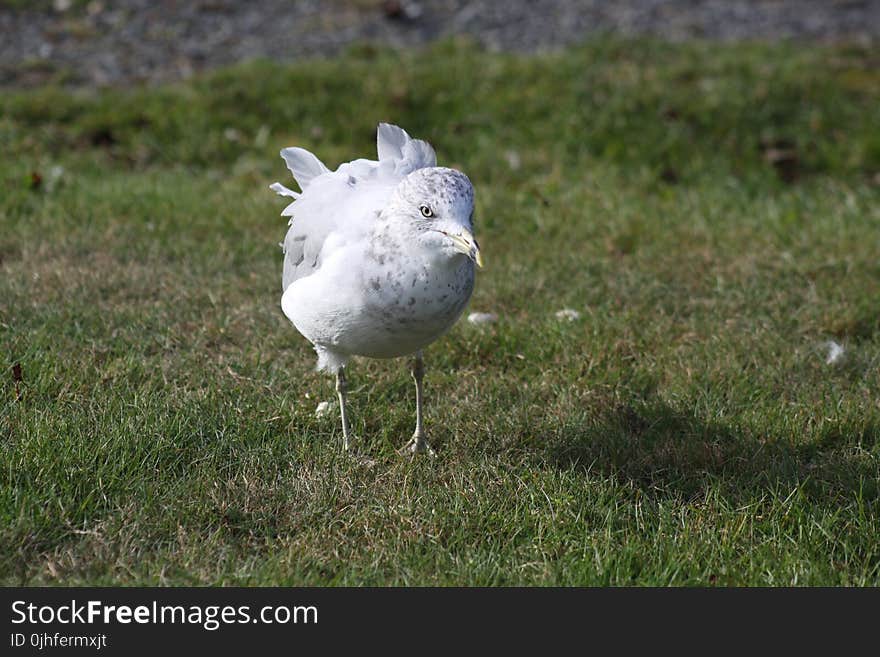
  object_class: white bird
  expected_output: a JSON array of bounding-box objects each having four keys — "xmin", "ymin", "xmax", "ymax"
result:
[{"xmin": 271, "ymin": 123, "xmax": 482, "ymax": 455}]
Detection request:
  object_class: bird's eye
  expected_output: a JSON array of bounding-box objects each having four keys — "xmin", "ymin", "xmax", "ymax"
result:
[{"xmin": 419, "ymin": 205, "xmax": 434, "ymax": 218}]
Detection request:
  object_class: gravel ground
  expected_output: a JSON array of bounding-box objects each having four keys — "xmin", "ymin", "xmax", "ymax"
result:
[{"xmin": 2, "ymin": 0, "xmax": 879, "ymax": 86}]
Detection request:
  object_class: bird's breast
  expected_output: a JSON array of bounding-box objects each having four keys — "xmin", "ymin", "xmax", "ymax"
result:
[{"xmin": 352, "ymin": 256, "xmax": 475, "ymax": 358}]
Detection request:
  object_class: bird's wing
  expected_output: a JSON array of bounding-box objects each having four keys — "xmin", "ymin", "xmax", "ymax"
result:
[{"xmin": 272, "ymin": 123, "xmax": 437, "ymax": 291}]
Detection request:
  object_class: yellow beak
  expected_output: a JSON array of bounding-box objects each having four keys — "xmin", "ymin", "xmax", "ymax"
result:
[{"xmin": 448, "ymin": 229, "xmax": 483, "ymax": 269}]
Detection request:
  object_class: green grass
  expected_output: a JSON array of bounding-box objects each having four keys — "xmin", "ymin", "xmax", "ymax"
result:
[{"xmin": 2, "ymin": 38, "xmax": 880, "ymax": 585}]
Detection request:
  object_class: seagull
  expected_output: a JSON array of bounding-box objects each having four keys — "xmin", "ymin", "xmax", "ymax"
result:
[{"xmin": 271, "ymin": 123, "xmax": 482, "ymax": 455}]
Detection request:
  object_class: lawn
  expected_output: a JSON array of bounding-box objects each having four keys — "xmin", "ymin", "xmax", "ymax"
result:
[{"xmin": 2, "ymin": 38, "xmax": 879, "ymax": 585}]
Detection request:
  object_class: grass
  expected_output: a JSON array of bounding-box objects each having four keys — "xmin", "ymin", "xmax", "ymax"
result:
[{"xmin": 2, "ymin": 37, "xmax": 879, "ymax": 585}]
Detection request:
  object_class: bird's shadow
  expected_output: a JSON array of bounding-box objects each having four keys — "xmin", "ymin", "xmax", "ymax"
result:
[{"xmin": 542, "ymin": 394, "xmax": 878, "ymax": 508}]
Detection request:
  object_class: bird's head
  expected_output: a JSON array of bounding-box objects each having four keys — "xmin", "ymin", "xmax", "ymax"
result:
[{"xmin": 388, "ymin": 167, "xmax": 482, "ymax": 268}]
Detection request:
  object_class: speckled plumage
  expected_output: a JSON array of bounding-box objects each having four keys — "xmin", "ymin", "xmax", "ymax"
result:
[{"xmin": 270, "ymin": 123, "xmax": 481, "ymax": 454}]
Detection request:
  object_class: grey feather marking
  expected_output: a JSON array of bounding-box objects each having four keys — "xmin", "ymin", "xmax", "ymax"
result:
[{"xmin": 282, "ymin": 222, "xmax": 330, "ymax": 291}]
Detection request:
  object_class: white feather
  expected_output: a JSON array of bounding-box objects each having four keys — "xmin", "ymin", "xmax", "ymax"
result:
[
  {"xmin": 377, "ymin": 122, "xmax": 410, "ymax": 161},
  {"xmin": 274, "ymin": 123, "xmax": 441, "ymax": 292},
  {"xmin": 280, "ymin": 146, "xmax": 330, "ymax": 190},
  {"xmin": 400, "ymin": 137, "xmax": 436, "ymax": 171},
  {"xmin": 269, "ymin": 182, "xmax": 299, "ymax": 199}
]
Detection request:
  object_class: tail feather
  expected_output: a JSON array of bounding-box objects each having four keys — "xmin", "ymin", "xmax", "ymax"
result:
[
  {"xmin": 280, "ymin": 147, "xmax": 330, "ymax": 190},
  {"xmin": 402, "ymin": 138, "xmax": 436, "ymax": 169},
  {"xmin": 269, "ymin": 182, "xmax": 300, "ymax": 198},
  {"xmin": 377, "ymin": 122, "xmax": 411, "ymax": 162},
  {"xmin": 378, "ymin": 122, "xmax": 437, "ymax": 170}
]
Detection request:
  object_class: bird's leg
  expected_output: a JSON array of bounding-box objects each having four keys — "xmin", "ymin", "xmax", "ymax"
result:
[
  {"xmin": 399, "ymin": 352, "xmax": 435, "ymax": 457},
  {"xmin": 335, "ymin": 367, "xmax": 354, "ymax": 451}
]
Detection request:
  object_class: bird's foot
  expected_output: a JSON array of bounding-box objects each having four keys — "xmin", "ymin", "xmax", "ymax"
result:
[{"xmin": 398, "ymin": 433, "xmax": 436, "ymax": 458}]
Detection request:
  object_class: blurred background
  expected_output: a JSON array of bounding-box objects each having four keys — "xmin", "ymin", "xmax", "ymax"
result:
[{"xmin": 2, "ymin": 0, "xmax": 879, "ymax": 87}]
